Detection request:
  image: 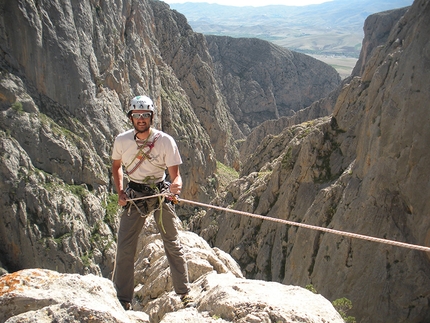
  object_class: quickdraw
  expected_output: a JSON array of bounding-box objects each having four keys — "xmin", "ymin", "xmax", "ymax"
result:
[{"xmin": 165, "ymin": 194, "xmax": 179, "ymax": 204}]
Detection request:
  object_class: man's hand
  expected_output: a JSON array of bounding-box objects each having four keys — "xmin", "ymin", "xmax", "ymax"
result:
[
  {"xmin": 112, "ymin": 159, "xmax": 127, "ymax": 206},
  {"xmin": 118, "ymin": 191, "xmax": 128, "ymax": 206},
  {"xmin": 169, "ymin": 183, "xmax": 182, "ymax": 195},
  {"xmin": 167, "ymin": 165, "xmax": 182, "ymax": 195}
]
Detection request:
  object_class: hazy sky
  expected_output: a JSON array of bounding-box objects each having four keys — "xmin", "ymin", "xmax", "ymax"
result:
[{"xmin": 163, "ymin": 0, "xmax": 333, "ymax": 7}]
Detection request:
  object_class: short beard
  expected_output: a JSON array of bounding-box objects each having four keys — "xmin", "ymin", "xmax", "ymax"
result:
[
  {"xmin": 132, "ymin": 118, "xmax": 152, "ymax": 134},
  {"xmin": 134, "ymin": 124, "xmax": 150, "ymax": 132}
]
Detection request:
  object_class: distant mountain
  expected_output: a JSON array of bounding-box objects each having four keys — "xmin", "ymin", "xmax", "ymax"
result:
[{"xmin": 168, "ymin": 0, "xmax": 413, "ymax": 58}]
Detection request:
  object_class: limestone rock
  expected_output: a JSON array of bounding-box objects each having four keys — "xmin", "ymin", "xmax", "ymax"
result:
[
  {"xmin": 206, "ymin": 35, "xmax": 341, "ymax": 134},
  {"xmin": 0, "ymin": 133, "xmax": 117, "ymax": 276},
  {"xmin": 0, "ymin": 268, "xmax": 149, "ymax": 323},
  {"xmin": 0, "ymin": 74, "xmax": 108, "ymax": 189},
  {"xmin": 189, "ymin": 272, "xmax": 343, "ymax": 323},
  {"xmin": 0, "ymin": 0, "xmax": 217, "ymax": 205},
  {"xmin": 0, "ymin": 228, "xmax": 343, "ymax": 323},
  {"xmin": 131, "ymin": 217, "xmax": 244, "ymax": 315},
  {"xmin": 238, "ymin": 6, "xmax": 411, "ymax": 161},
  {"xmin": 154, "ymin": 272, "xmax": 344, "ymax": 323},
  {"xmin": 0, "ymin": 0, "xmax": 216, "ymax": 278},
  {"xmin": 151, "ymin": 1, "xmax": 242, "ymax": 169},
  {"xmin": 193, "ymin": 2, "xmax": 430, "ymax": 322},
  {"xmin": 238, "ymin": 84, "xmax": 342, "ymax": 166},
  {"xmin": 112, "ymin": 217, "xmax": 341, "ymax": 322},
  {"xmin": 352, "ymin": 6, "xmax": 410, "ymax": 77},
  {"xmin": 1, "ymin": 0, "xmax": 416, "ymax": 322}
]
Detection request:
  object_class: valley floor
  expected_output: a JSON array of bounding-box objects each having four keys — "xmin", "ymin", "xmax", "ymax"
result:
[{"xmin": 309, "ymin": 54, "xmax": 358, "ymax": 79}]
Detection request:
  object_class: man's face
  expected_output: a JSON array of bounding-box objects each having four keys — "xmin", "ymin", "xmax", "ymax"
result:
[{"xmin": 130, "ymin": 110, "xmax": 152, "ymax": 133}]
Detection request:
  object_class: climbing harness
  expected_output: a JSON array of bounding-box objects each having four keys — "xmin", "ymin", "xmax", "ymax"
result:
[
  {"xmin": 127, "ymin": 192, "xmax": 179, "ymax": 204},
  {"xmin": 127, "ymin": 193, "xmax": 430, "ymax": 253},
  {"xmin": 124, "ymin": 181, "xmax": 174, "ymax": 233},
  {"xmin": 122, "ymin": 129, "xmax": 170, "ymax": 232}
]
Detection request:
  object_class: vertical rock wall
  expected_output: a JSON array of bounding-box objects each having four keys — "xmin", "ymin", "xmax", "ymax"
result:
[{"xmin": 194, "ymin": 2, "xmax": 430, "ymax": 322}]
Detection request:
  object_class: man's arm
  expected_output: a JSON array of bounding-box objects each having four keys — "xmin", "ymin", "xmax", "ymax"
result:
[
  {"xmin": 112, "ymin": 159, "xmax": 127, "ymax": 206},
  {"xmin": 167, "ymin": 165, "xmax": 182, "ymax": 195}
]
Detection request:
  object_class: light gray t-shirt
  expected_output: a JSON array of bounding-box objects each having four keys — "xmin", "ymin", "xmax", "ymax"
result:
[{"xmin": 112, "ymin": 128, "xmax": 182, "ymax": 184}]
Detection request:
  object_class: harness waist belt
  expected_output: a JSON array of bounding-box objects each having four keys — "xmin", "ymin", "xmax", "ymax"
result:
[{"xmin": 128, "ymin": 181, "xmax": 165, "ymax": 193}]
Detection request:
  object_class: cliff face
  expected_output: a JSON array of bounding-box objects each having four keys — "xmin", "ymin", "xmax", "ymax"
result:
[
  {"xmin": 352, "ymin": 6, "xmax": 410, "ymax": 77},
  {"xmin": 238, "ymin": 84, "xmax": 343, "ymax": 162},
  {"xmin": 2, "ymin": 0, "xmax": 423, "ymax": 322},
  {"xmin": 150, "ymin": 2, "xmax": 242, "ymax": 169},
  {"xmin": 238, "ymin": 4, "xmax": 409, "ymax": 163},
  {"xmin": 193, "ymin": 2, "xmax": 430, "ymax": 322},
  {"xmin": 206, "ymin": 36, "xmax": 341, "ymax": 135},
  {"xmin": 0, "ymin": 0, "xmax": 339, "ymax": 282},
  {"xmin": 0, "ymin": 0, "xmax": 215, "ymax": 276}
]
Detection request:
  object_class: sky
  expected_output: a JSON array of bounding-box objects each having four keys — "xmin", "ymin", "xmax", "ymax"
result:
[{"xmin": 163, "ymin": 0, "xmax": 333, "ymax": 7}]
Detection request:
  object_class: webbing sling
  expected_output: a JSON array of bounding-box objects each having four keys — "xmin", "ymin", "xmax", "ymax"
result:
[{"xmin": 125, "ymin": 132, "xmax": 161, "ymax": 176}]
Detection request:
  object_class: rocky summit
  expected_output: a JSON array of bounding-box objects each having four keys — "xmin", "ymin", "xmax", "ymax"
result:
[
  {"xmin": 0, "ymin": 0, "xmax": 429, "ymax": 322},
  {"xmin": 0, "ymin": 218, "xmax": 343, "ymax": 323}
]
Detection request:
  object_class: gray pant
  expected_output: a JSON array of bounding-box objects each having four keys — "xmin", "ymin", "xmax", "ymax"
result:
[{"xmin": 112, "ymin": 193, "xmax": 189, "ymax": 303}]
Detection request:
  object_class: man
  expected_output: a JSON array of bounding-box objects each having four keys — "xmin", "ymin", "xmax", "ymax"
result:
[{"xmin": 111, "ymin": 95, "xmax": 193, "ymax": 310}]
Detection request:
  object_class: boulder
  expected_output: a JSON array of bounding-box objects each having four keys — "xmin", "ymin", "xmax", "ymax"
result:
[
  {"xmin": 0, "ymin": 217, "xmax": 343, "ymax": 323},
  {"xmin": 0, "ymin": 268, "xmax": 149, "ymax": 323}
]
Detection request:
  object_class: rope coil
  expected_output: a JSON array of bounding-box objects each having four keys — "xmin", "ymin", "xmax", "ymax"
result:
[{"xmin": 126, "ymin": 193, "xmax": 430, "ymax": 253}]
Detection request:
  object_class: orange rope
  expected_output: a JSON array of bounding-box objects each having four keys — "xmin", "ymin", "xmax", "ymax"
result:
[
  {"xmin": 127, "ymin": 193, "xmax": 430, "ymax": 253},
  {"xmin": 178, "ymin": 197, "xmax": 430, "ymax": 253}
]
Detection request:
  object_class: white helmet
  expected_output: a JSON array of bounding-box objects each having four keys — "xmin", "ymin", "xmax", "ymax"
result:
[{"xmin": 128, "ymin": 95, "xmax": 154, "ymax": 116}]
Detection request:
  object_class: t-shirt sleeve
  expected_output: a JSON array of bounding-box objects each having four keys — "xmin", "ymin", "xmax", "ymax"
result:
[
  {"xmin": 164, "ymin": 135, "xmax": 182, "ymax": 167},
  {"xmin": 111, "ymin": 137, "xmax": 122, "ymax": 160}
]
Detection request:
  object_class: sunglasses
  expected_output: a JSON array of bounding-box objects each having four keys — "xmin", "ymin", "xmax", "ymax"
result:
[{"xmin": 131, "ymin": 112, "xmax": 152, "ymax": 119}]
